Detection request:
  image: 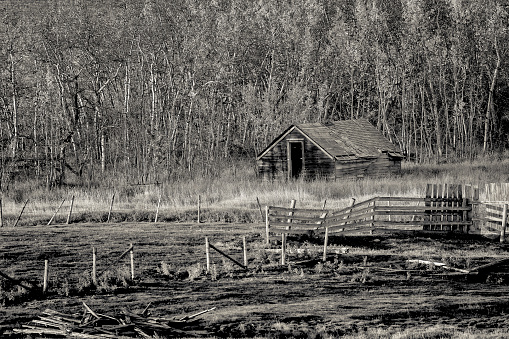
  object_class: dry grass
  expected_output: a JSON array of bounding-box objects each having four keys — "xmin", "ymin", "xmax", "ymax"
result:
[{"xmin": 3, "ymin": 158, "xmax": 509, "ymax": 227}]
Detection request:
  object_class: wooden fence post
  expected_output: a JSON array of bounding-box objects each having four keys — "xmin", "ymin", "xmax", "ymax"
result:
[
  {"xmin": 461, "ymin": 198, "xmax": 468, "ymax": 233},
  {"xmin": 107, "ymin": 194, "xmax": 115, "ymax": 223},
  {"xmin": 92, "ymin": 247, "xmax": 97, "ymax": 286},
  {"xmin": 130, "ymin": 243, "xmax": 134, "ymax": 280},
  {"xmin": 48, "ymin": 199, "xmax": 65, "ymax": 226},
  {"xmin": 370, "ymin": 199, "xmax": 376, "ymax": 227},
  {"xmin": 243, "ymin": 236, "xmax": 248, "ymax": 268},
  {"xmin": 281, "ymin": 233, "xmax": 285, "ymax": 265},
  {"xmin": 154, "ymin": 196, "xmax": 161, "ymax": 223},
  {"xmin": 205, "ymin": 237, "xmax": 210, "ymax": 272},
  {"xmin": 256, "ymin": 197, "xmax": 264, "ymax": 222},
  {"xmin": 43, "ymin": 260, "xmax": 49, "ymax": 294},
  {"xmin": 13, "ymin": 199, "xmax": 29, "ymax": 227},
  {"xmin": 323, "ymin": 227, "xmax": 329, "ymax": 262},
  {"xmin": 0, "ymin": 197, "xmax": 3, "ymax": 228},
  {"xmin": 208, "ymin": 242, "xmax": 247, "ymax": 270},
  {"xmin": 501, "ymin": 204, "xmax": 507, "ymax": 244},
  {"xmin": 287, "ymin": 200, "xmax": 296, "ymax": 223},
  {"xmin": 265, "ymin": 206, "xmax": 270, "ymax": 244},
  {"xmin": 197, "ymin": 195, "xmax": 201, "ymax": 223},
  {"xmin": 347, "ymin": 198, "xmax": 356, "ymax": 218},
  {"xmin": 66, "ymin": 195, "xmax": 74, "ymax": 224}
]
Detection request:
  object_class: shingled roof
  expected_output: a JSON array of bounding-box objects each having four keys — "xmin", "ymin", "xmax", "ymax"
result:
[{"xmin": 257, "ymin": 118, "xmax": 402, "ymax": 161}]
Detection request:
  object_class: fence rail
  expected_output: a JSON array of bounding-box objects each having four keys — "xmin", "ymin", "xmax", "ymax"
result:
[
  {"xmin": 263, "ymin": 182, "xmax": 509, "ymax": 242},
  {"xmin": 323, "ymin": 195, "xmax": 472, "ymax": 234},
  {"xmin": 484, "ymin": 203, "xmax": 508, "ymax": 242},
  {"xmin": 265, "ymin": 203, "xmax": 328, "ymax": 243}
]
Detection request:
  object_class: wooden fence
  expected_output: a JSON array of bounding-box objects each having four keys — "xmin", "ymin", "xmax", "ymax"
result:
[
  {"xmin": 483, "ymin": 183, "xmax": 509, "ymax": 242},
  {"xmin": 266, "ymin": 184, "xmax": 480, "ymax": 238},
  {"xmin": 265, "ymin": 201, "xmax": 328, "ymax": 243},
  {"xmin": 423, "ymin": 183, "xmax": 479, "ymax": 232},
  {"xmin": 324, "ymin": 196, "xmax": 472, "ymax": 234},
  {"xmin": 484, "ymin": 203, "xmax": 508, "ymax": 241}
]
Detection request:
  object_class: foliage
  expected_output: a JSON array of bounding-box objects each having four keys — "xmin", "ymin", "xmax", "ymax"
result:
[{"xmin": 0, "ymin": 1, "xmax": 509, "ymax": 190}]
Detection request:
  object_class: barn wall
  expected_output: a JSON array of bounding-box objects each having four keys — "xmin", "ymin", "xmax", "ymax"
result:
[
  {"xmin": 335, "ymin": 153, "xmax": 401, "ymax": 180},
  {"xmin": 257, "ymin": 130, "xmax": 335, "ymax": 180}
]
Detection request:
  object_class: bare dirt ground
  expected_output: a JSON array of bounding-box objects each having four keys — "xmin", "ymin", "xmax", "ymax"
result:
[{"xmin": 2, "ymin": 222, "xmax": 509, "ymax": 338}]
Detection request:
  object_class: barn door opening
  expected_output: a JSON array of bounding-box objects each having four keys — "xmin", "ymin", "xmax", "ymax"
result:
[{"xmin": 288, "ymin": 141, "xmax": 304, "ymax": 179}]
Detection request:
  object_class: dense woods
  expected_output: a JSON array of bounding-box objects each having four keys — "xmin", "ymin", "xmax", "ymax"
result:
[{"xmin": 1, "ymin": 0, "xmax": 508, "ymax": 188}]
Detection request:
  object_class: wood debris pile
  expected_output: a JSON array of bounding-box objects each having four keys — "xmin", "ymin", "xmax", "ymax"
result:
[
  {"xmin": 13, "ymin": 302, "xmax": 215, "ymax": 338},
  {"xmin": 359, "ymin": 257, "xmax": 509, "ymax": 278}
]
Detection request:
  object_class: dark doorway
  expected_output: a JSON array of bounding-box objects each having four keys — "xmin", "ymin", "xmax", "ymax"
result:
[{"xmin": 289, "ymin": 142, "xmax": 303, "ymax": 178}]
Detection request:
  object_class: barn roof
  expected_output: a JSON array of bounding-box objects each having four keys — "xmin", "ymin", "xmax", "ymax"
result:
[{"xmin": 256, "ymin": 118, "xmax": 403, "ymax": 161}]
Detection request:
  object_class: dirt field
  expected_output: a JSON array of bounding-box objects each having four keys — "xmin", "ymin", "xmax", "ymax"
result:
[{"xmin": 2, "ymin": 222, "xmax": 509, "ymax": 338}]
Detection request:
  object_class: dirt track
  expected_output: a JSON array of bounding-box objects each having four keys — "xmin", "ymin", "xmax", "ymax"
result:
[{"xmin": 2, "ymin": 222, "xmax": 509, "ymax": 337}]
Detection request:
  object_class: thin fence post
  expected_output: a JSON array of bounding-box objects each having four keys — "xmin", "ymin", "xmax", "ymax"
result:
[
  {"xmin": 323, "ymin": 227, "xmax": 329, "ymax": 262},
  {"xmin": 66, "ymin": 195, "xmax": 74, "ymax": 224},
  {"xmin": 48, "ymin": 199, "xmax": 65, "ymax": 226},
  {"xmin": 13, "ymin": 199, "xmax": 29, "ymax": 227},
  {"xmin": 347, "ymin": 198, "xmax": 356, "ymax": 219},
  {"xmin": 287, "ymin": 200, "xmax": 296, "ymax": 223},
  {"xmin": 107, "ymin": 194, "xmax": 115, "ymax": 223},
  {"xmin": 0, "ymin": 197, "xmax": 3, "ymax": 228},
  {"xmin": 322, "ymin": 199, "xmax": 327, "ymax": 210},
  {"xmin": 281, "ymin": 233, "xmax": 286, "ymax": 265},
  {"xmin": 256, "ymin": 197, "xmax": 264, "ymax": 222},
  {"xmin": 130, "ymin": 243, "xmax": 134, "ymax": 280},
  {"xmin": 500, "ymin": 203, "xmax": 506, "ymax": 242},
  {"xmin": 197, "ymin": 195, "xmax": 201, "ymax": 224},
  {"xmin": 387, "ymin": 200, "xmax": 391, "ymax": 222},
  {"xmin": 265, "ymin": 206, "xmax": 270, "ymax": 244},
  {"xmin": 205, "ymin": 237, "xmax": 210, "ymax": 272},
  {"xmin": 43, "ymin": 260, "xmax": 49, "ymax": 294},
  {"xmin": 92, "ymin": 247, "xmax": 97, "ymax": 286},
  {"xmin": 370, "ymin": 199, "xmax": 376, "ymax": 225},
  {"xmin": 243, "ymin": 236, "xmax": 248, "ymax": 268},
  {"xmin": 154, "ymin": 195, "xmax": 161, "ymax": 223},
  {"xmin": 462, "ymin": 198, "xmax": 468, "ymax": 233}
]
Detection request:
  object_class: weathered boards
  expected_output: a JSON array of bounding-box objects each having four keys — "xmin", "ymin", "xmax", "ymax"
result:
[{"xmin": 256, "ymin": 118, "xmax": 404, "ymax": 180}]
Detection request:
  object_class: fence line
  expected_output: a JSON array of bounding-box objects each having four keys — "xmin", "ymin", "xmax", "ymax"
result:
[
  {"xmin": 265, "ymin": 205, "xmax": 328, "ymax": 243},
  {"xmin": 205, "ymin": 237, "xmax": 248, "ymax": 272},
  {"xmin": 0, "ymin": 243, "xmax": 136, "ymax": 295}
]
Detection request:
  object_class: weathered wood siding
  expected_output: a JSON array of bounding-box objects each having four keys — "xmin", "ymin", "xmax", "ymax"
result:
[
  {"xmin": 257, "ymin": 129, "xmax": 335, "ymax": 180},
  {"xmin": 335, "ymin": 153, "xmax": 401, "ymax": 180}
]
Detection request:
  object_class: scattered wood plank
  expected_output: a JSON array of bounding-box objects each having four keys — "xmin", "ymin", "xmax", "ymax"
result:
[
  {"xmin": 13, "ymin": 303, "xmax": 215, "ymax": 338},
  {"xmin": 407, "ymin": 259, "xmax": 470, "ymax": 274},
  {"xmin": 0, "ymin": 269, "xmax": 36, "ymax": 291},
  {"xmin": 469, "ymin": 257, "xmax": 509, "ymax": 273}
]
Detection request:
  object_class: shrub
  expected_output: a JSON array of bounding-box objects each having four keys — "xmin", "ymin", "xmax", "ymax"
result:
[{"xmin": 187, "ymin": 263, "xmax": 204, "ymax": 280}]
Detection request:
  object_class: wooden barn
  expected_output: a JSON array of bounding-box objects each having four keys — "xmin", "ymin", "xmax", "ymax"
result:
[{"xmin": 256, "ymin": 119, "xmax": 404, "ymax": 180}]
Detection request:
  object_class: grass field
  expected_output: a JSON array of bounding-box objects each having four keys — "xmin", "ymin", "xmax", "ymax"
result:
[
  {"xmin": 2, "ymin": 221, "xmax": 509, "ymax": 338},
  {"xmin": 3, "ymin": 158, "xmax": 509, "ymax": 227},
  {"xmin": 2, "ymin": 159, "xmax": 509, "ymax": 338}
]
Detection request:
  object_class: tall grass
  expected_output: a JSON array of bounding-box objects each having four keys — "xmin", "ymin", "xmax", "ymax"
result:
[{"xmin": 2, "ymin": 157, "xmax": 509, "ymax": 225}]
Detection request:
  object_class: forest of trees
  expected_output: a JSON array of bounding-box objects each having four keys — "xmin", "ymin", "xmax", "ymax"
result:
[{"xmin": 1, "ymin": 0, "xmax": 508, "ymax": 188}]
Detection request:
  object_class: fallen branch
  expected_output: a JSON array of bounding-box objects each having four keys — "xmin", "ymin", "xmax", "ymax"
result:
[
  {"xmin": 407, "ymin": 259, "xmax": 470, "ymax": 274},
  {"xmin": 208, "ymin": 243, "xmax": 247, "ymax": 270},
  {"xmin": 179, "ymin": 307, "xmax": 217, "ymax": 321},
  {"xmin": 0, "ymin": 269, "xmax": 36, "ymax": 291},
  {"xmin": 469, "ymin": 258, "xmax": 509, "ymax": 273},
  {"xmin": 96, "ymin": 244, "xmax": 134, "ymax": 279}
]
